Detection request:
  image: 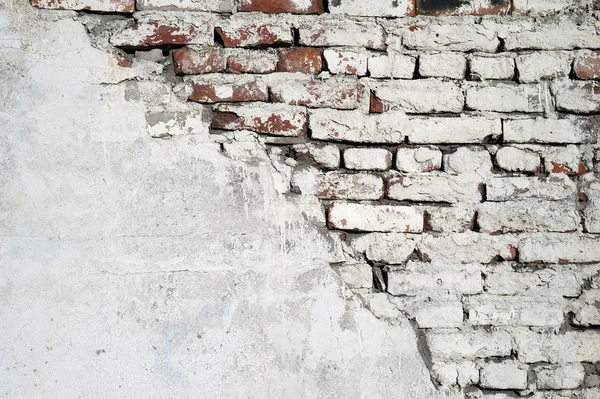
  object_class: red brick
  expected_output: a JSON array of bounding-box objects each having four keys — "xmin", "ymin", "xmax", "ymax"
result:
[
  {"xmin": 216, "ymin": 23, "xmax": 293, "ymax": 48},
  {"xmin": 211, "ymin": 104, "xmax": 307, "ymax": 137},
  {"xmin": 277, "ymin": 48, "xmax": 322, "ymax": 74},
  {"xmin": 574, "ymin": 54, "xmax": 600, "ymax": 80},
  {"xmin": 172, "ymin": 48, "xmax": 226, "ymax": 75},
  {"xmin": 416, "ymin": 0, "xmax": 510, "ymax": 15},
  {"xmin": 110, "ymin": 17, "xmax": 213, "ymax": 48},
  {"xmin": 226, "ymin": 50, "xmax": 278, "ymax": 74},
  {"xmin": 239, "ymin": 0, "xmax": 324, "ymax": 14},
  {"xmin": 31, "ymin": 0, "xmax": 134, "ymax": 12},
  {"xmin": 270, "ymin": 79, "xmax": 364, "ymax": 109},
  {"xmin": 189, "ymin": 81, "xmax": 268, "ymax": 103}
]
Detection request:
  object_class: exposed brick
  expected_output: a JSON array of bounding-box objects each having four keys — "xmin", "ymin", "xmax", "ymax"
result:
[
  {"xmin": 239, "ymin": 0, "xmax": 324, "ymax": 14},
  {"xmin": 535, "ymin": 364, "xmax": 585, "ymax": 390},
  {"xmin": 372, "ymin": 79, "xmax": 464, "ymax": 114},
  {"xmin": 323, "ymin": 49, "xmax": 368, "ymax": 76},
  {"xmin": 32, "ymin": 0, "xmax": 134, "ymax": 11},
  {"xmin": 405, "ymin": 117, "xmax": 501, "ymax": 144},
  {"xmin": 387, "ymin": 174, "xmax": 482, "ymax": 204},
  {"xmin": 403, "ymin": 22, "xmax": 500, "ymax": 52},
  {"xmin": 520, "ymin": 233, "xmax": 600, "ymax": 264},
  {"xmin": 292, "ymin": 143, "xmax": 340, "ymax": 169},
  {"xmin": 484, "ymin": 264, "xmax": 582, "ymax": 297},
  {"xmin": 416, "ymin": 0, "xmax": 510, "ymax": 15},
  {"xmin": 477, "ymin": 200, "xmax": 580, "ymax": 233},
  {"xmin": 136, "ymin": 0, "xmax": 234, "ymax": 12},
  {"xmin": 216, "ymin": 20, "xmax": 293, "ymax": 48},
  {"xmin": 444, "ymin": 148, "xmax": 493, "ymax": 176},
  {"xmin": 516, "ymin": 51, "xmax": 572, "ymax": 83},
  {"xmin": 343, "ymin": 148, "xmax": 392, "ymax": 171},
  {"xmin": 495, "ymin": 147, "xmax": 541, "ymax": 173},
  {"xmin": 368, "ymin": 54, "xmax": 416, "ymax": 79},
  {"xmin": 480, "ymin": 362, "xmax": 528, "ymax": 390},
  {"xmin": 470, "ymin": 54, "xmax": 515, "ymax": 81},
  {"xmin": 276, "ymin": 48, "xmax": 322, "ymax": 74},
  {"xmin": 426, "ymin": 330, "xmax": 512, "ymax": 361},
  {"xmin": 418, "ymin": 232, "xmax": 517, "ymax": 264},
  {"xmin": 574, "ymin": 53, "xmax": 600, "ymax": 80},
  {"xmin": 189, "ymin": 80, "xmax": 268, "ymax": 103},
  {"xmin": 327, "ymin": 202, "xmax": 424, "ymax": 233},
  {"xmin": 486, "ymin": 175, "xmax": 578, "ymax": 202},
  {"xmin": 466, "ymin": 83, "xmax": 544, "ymax": 113},
  {"xmin": 212, "ymin": 103, "xmax": 307, "ymax": 136},
  {"xmin": 503, "ymin": 118, "xmax": 586, "ymax": 144},
  {"xmin": 270, "ymin": 78, "xmax": 364, "ymax": 109},
  {"xmin": 110, "ymin": 13, "xmax": 214, "ymax": 48},
  {"xmin": 329, "ymin": 0, "xmax": 414, "ymax": 17},
  {"xmin": 309, "ymin": 110, "xmax": 405, "ymax": 143},
  {"xmin": 388, "ymin": 263, "xmax": 482, "ymax": 296},
  {"xmin": 298, "ymin": 20, "xmax": 386, "ymax": 51},
  {"xmin": 419, "ymin": 52, "xmax": 467, "ymax": 80},
  {"xmin": 316, "ymin": 172, "xmax": 384, "ymax": 200},
  {"xmin": 395, "ymin": 148, "xmax": 442, "ymax": 173},
  {"xmin": 514, "ymin": 330, "xmax": 600, "ymax": 363},
  {"xmin": 553, "ymin": 80, "xmax": 600, "ymax": 114},
  {"xmin": 226, "ymin": 49, "xmax": 278, "ymax": 74},
  {"xmin": 172, "ymin": 48, "xmax": 226, "ymax": 75}
]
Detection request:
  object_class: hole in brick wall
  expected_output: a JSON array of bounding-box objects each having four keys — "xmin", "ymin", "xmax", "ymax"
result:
[
  {"xmin": 292, "ymin": 28, "xmax": 300, "ymax": 46},
  {"xmin": 214, "ymin": 28, "xmax": 225, "ymax": 47},
  {"xmin": 372, "ymin": 267, "xmax": 386, "ymax": 292}
]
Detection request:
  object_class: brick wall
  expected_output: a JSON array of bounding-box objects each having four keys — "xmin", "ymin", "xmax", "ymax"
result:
[{"xmin": 31, "ymin": 0, "xmax": 600, "ymax": 396}]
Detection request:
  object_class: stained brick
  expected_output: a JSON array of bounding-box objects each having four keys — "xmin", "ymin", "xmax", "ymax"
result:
[
  {"xmin": 403, "ymin": 22, "xmax": 500, "ymax": 52},
  {"xmin": 316, "ymin": 172, "xmax": 384, "ymax": 200},
  {"xmin": 329, "ymin": 0, "xmax": 414, "ymax": 17},
  {"xmin": 574, "ymin": 53, "xmax": 600, "ymax": 80},
  {"xmin": 309, "ymin": 110, "xmax": 405, "ymax": 143},
  {"xmin": 323, "ymin": 50, "xmax": 368, "ymax": 76},
  {"xmin": 327, "ymin": 203, "xmax": 423, "ymax": 233},
  {"xmin": 553, "ymin": 80, "xmax": 600, "ymax": 114},
  {"xmin": 216, "ymin": 20, "xmax": 293, "ymax": 48},
  {"xmin": 239, "ymin": 0, "xmax": 324, "ymax": 14},
  {"xmin": 211, "ymin": 103, "xmax": 307, "ymax": 136},
  {"xmin": 270, "ymin": 78, "xmax": 364, "ymax": 109},
  {"xmin": 387, "ymin": 174, "xmax": 482, "ymax": 204},
  {"xmin": 226, "ymin": 49, "xmax": 278, "ymax": 74},
  {"xmin": 32, "ymin": 0, "xmax": 134, "ymax": 12},
  {"xmin": 298, "ymin": 19, "xmax": 386, "ymax": 51},
  {"xmin": 189, "ymin": 80, "xmax": 268, "ymax": 103},
  {"xmin": 372, "ymin": 79, "xmax": 464, "ymax": 114},
  {"xmin": 277, "ymin": 48, "xmax": 322, "ymax": 74},
  {"xmin": 172, "ymin": 48, "xmax": 226, "ymax": 75}
]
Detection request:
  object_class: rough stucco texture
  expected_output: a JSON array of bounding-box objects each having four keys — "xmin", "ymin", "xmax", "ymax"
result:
[{"xmin": 2, "ymin": 0, "xmax": 600, "ymax": 398}]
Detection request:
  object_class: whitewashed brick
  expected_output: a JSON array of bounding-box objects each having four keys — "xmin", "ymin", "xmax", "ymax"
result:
[
  {"xmin": 466, "ymin": 295, "xmax": 564, "ymax": 327},
  {"xmin": 426, "ymin": 330, "xmax": 512, "ymax": 361},
  {"xmin": 418, "ymin": 232, "xmax": 517, "ymax": 264},
  {"xmin": 328, "ymin": 0, "xmax": 413, "ymax": 17},
  {"xmin": 270, "ymin": 77, "xmax": 363, "ymax": 109},
  {"xmin": 503, "ymin": 118, "xmax": 586, "ymax": 144},
  {"xmin": 444, "ymin": 148, "xmax": 493, "ymax": 176},
  {"xmin": 414, "ymin": 302, "xmax": 464, "ymax": 328},
  {"xmin": 480, "ymin": 361, "xmax": 528, "ymax": 390},
  {"xmin": 520, "ymin": 233, "xmax": 600, "ymax": 264},
  {"xmin": 516, "ymin": 51, "xmax": 572, "ymax": 83},
  {"xmin": 477, "ymin": 200, "xmax": 580, "ymax": 233},
  {"xmin": 395, "ymin": 148, "xmax": 442, "ymax": 173},
  {"xmin": 309, "ymin": 110, "xmax": 405, "ymax": 143},
  {"xmin": 542, "ymin": 145, "xmax": 585, "ymax": 175},
  {"xmin": 515, "ymin": 330, "xmax": 600, "ymax": 363},
  {"xmin": 368, "ymin": 54, "xmax": 416, "ymax": 79},
  {"xmin": 350, "ymin": 233, "xmax": 418, "ymax": 264},
  {"xmin": 344, "ymin": 148, "xmax": 392, "ymax": 171},
  {"xmin": 403, "ymin": 23, "xmax": 500, "ymax": 52},
  {"xmin": 504, "ymin": 19, "xmax": 600, "ymax": 51},
  {"xmin": 486, "ymin": 175, "xmax": 577, "ymax": 201},
  {"xmin": 585, "ymin": 198, "xmax": 600, "ymax": 233},
  {"xmin": 554, "ymin": 80, "xmax": 600, "ymax": 114},
  {"xmin": 484, "ymin": 264, "xmax": 582, "ymax": 297},
  {"xmin": 495, "ymin": 147, "xmax": 541, "ymax": 173},
  {"xmin": 419, "ymin": 53, "xmax": 467, "ymax": 80},
  {"xmin": 332, "ymin": 262, "xmax": 372, "ymax": 289},
  {"xmin": 361, "ymin": 293, "xmax": 401, "ymax": 320},
  {"xmin": 466, "ymin": 83, "xmax": 544, "ymax": 113},
  {"xmin": 388, "ymin": 264, "xmax": 482, "ymax": 296},
  {"xmin": 316, "ymin": 172, "xmax": 384, "ymax": 200},
  {"xmin": 425, "ymin": 206, "xmax": 476, "ymax": 232},
  {"xmin": 470, "ymin": 55, "xmax": 515, "ymax": 80},
  {"xmin": 373, "ymin": 79, "xmax": 464, "ymax": 114},
  {"xmin": 298, "ymin": 19, "xmax": 386, "ymax": 50},
  {"xmin": 535, "ymin": 364, "xmax": 585, "ymax": 390},
  {"xmin": 146, "ymin": 109, "xmax": 210, "ymax": 138},
  {"xmin": 405, "ymin": 117, "xmax": 501, "ymax": 144},
  {"xmin": 387, "ymin": 174, "xmax": 482, "ymax": 204},
  {"xmin": 137, "ymin": 0, "xmax": 233, "ymax": 11},
  {"xmin": 323, "ymin": 49, "xmax": 368, "ymax": 76},
  {"xmin": 432, "ymin": 362, "xmax": 479, "ymax": 387},
  {"xmin": 573, "ymin": 290, "xmax": 600, "ymax": 326},
  {"xmin": 513, "ymin": 0, "xmax": 589, "ymax": 14},
  {"xmin": 327, "ymin": 202, "xmax": 423, "ymax": 233},
  {"xmin": 293, "ymin": 143, "xmax": 340, "ymax": 169}
]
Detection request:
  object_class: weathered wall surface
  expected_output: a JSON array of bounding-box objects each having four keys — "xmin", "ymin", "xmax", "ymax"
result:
[{"xmin": 2, "ymin": 0, "xmax": 600, "ymax": 398}]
